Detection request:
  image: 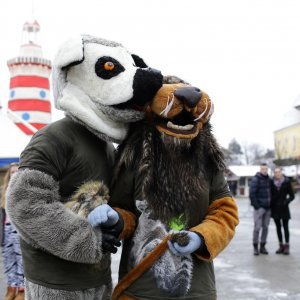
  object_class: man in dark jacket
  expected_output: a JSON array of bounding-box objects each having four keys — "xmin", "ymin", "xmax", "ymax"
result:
[{"xmin": 249, "ymin": 163, "xmax": 271, "ymax": 255}]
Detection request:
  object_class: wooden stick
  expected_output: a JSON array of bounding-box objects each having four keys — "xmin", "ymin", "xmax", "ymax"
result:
[{"xmin": 112, "ymin": 235, "xmax": 171, "ymax": 300}]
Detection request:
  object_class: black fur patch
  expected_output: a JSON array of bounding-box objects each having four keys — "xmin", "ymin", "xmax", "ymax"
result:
[
  {"xmin": 112, "ymin": 68, "xmax": 163, "ymax": 110},
  {"xmin": 131, "ymin": 68, "xmax": 163, "ymax": 106},
  {"xmin": 131, "ymin": 54, "xmax": 148, "ymax": 68}
]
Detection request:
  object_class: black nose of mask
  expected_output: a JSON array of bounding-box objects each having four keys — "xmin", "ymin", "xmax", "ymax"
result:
[{"xmin": 174, "ymin": 87, "xmax": 202, "ymax": 108}]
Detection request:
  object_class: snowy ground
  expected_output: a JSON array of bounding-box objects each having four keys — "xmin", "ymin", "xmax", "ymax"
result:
[{"xmin": 1, "ymin": 195, "xmax": 300, "ymax": 299}]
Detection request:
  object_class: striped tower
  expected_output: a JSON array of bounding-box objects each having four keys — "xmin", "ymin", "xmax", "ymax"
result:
[{"xmin": 7, "ymin": 20, "xmax": 52, "ymax": 135}]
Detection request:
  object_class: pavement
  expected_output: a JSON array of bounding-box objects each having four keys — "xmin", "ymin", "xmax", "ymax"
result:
[
  {"xmin": 0, "ymin": 195, "xmax": 300, "ymax": 299},
  {"xmin": 214, "ymin": 194, "xmax": 300, "ymax": 300}
]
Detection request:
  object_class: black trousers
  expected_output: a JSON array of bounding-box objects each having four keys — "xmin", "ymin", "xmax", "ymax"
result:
[{"xmin": 274, "ymin": 218, "xmax": 289, "ymax": 243}]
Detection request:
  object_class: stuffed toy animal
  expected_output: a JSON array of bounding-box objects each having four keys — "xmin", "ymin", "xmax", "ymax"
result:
[
  {"xmin": 109, "ymin": 77, "xmax": 239, "ymax": 300},
  {"xmin": 65, "ymin": 181, "xmax": 110, "ymax": 218},
  {"xmin": 6, "ymin": 35, "xmax": 163, "ymax": 300}
]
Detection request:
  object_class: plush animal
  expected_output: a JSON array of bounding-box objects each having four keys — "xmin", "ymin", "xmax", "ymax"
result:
[
  {"xmin": 6, "ymin": 35, "xmax": 163, "ymax": 300},
  {"xmin": 130, "ymin": 200, "xmax": 194, "ymax": 296},
  {"xmin": 109, "ymin": 77, "xmax": 239, "ymax": 300},
  {"xmin": 65, "ymin": 181, "xmax": 109, "ymax": 215}
]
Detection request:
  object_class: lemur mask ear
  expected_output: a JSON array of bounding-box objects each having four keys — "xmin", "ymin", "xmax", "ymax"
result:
[
  {"xmin": 54, "ymin": 36, "xmax": 84, "ymax": 69},
  {"xmin": 131, "ymin": 54, "xmax": 148, "ymax": 68}
]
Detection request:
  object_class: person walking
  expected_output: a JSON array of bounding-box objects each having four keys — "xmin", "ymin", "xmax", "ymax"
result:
[
  {"xmin": 270, "ymin": 167, "xmax": 295, "ymax": 255},
  {"xmin": 249, "ymin": 163, "xmax": 271, "ymax": 256},
  {"xmin": 0, "ymin": 163, "xmax": 25, "ymax": 300}
]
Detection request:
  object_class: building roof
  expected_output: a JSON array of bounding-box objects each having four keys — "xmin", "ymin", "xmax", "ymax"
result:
[
  {"xmin": 228, "ymin": 165, "xmax": 260, "ymax": 177},
  {"xmin": 274, "ymin": 108, "xmax": 300, "ymax": 132},
  {"xmin": 275, "ymin": 95, "xmax": 300, "ymax": 131}
]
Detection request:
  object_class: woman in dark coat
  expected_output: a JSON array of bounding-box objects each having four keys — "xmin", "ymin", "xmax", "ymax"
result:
[{"xmin": 270, "ymin": 167, "xmax": 295, "ymax": 255}]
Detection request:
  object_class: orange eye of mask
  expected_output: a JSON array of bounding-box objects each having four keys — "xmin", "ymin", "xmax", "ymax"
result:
[{"xmin": 104, "ymin": 62, "xmax": 115, "ymax": 71}]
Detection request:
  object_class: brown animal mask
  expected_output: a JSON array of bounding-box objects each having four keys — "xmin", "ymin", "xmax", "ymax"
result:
[{"xmin": 146, "ymin": 83, "xmax": 213, "ymax": 139}]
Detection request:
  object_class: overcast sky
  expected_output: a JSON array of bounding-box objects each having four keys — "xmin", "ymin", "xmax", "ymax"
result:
[{"xmin": 1, "ymin": 0, "xmax": 300, "ymax": 150}]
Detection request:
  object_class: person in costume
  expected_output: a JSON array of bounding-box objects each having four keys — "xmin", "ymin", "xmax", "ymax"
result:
[
  {"xmin": 109, "ymin": 77, "xmax": 239, "ymax": 300},
  {"xmin": 6, "ymin": 35, "xmax": 163, "ymax": 300}
]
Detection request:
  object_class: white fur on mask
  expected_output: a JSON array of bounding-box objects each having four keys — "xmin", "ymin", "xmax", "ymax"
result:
[
  {"xmin": 52, "ymin": 35, "xmax": 144, "ymax": 143},
  {"xmin": 67, "ymin": 43, "xmax": 136, "ymax": 105}
]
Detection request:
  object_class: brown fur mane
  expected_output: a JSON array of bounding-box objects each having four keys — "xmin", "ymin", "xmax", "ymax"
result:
[{"xmin": 114, "ymin": 121, "xmax": 225, "ymax": 227}]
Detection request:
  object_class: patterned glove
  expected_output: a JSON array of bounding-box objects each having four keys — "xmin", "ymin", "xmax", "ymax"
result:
[{"xmin": 168, "ymin": 231, "xmax": 201, "ymax": 256}]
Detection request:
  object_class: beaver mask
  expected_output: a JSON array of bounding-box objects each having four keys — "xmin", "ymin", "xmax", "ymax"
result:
[{"xmin": 146, "ymin": 82, "xmax": 213, "ymax": 140}]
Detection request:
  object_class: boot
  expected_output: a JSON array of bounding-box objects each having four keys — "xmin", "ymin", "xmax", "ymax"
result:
[
  {"xmin": 283, "ymin": 243, "xmax": 290, "ymax": 255},
  {"xmin": 276, "ymin": 243, "xmax": 284, "ymax": 254},
  {"xmin": 4, "ymin": 287, "xmax": 16, "ymax": 300},
  {"xmin": 253, "ymin": 243, "xmax": 259, "ymax": 256},
  {"xmin": 14, "ymin": 288, "xmax": 25, "ymax": 300},
  {"xmin": 260, "ymin": 243, "xmax": 269, "ymax": 254}
]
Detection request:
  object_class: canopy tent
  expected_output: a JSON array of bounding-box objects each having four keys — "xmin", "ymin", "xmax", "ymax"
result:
[
  {"xmin": 0, "ymin": 108, "xmax": 30, "ymax": 168},
  {"xmin": 227, "ymin": 165, "xmax": 261, "ymax": 178}
]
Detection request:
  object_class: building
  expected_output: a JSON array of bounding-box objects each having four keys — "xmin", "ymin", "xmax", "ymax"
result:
[
  {"xmin": 274, "ymin": 95, "xmax": 300, "ymax": 166},
  {"xmin": 226, "ymin": 165, "xmax": 260, "ymax": 197},
  {"xmin": 7, "ymin": 20, "xmax": 52, "ymax": 135},
  {"xmin": 1, "ymin": 19, "xmax": 51, "ymax": 184}
]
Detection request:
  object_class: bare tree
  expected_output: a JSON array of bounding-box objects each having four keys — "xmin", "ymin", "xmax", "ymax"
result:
[
  {"xmin": 249, "ymin": 143, "xmax": 265, "ymax": 165},
  {"xmin": 226, "ymin": 140, "xmax": 274, "ymax": 166},
  {"xmin": 241, "ymin": 141, "xmax": 265, "ymax": 165}
]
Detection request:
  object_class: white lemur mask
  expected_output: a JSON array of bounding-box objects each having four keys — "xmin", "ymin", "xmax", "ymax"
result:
[{"xmin": 52, "ymin": 35, "xmax": 163, "ymax": 143}]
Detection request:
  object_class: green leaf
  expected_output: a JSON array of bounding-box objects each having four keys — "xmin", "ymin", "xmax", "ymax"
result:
[{"xmin": 169, "ymin": 214, "xmax": 185, "ymax": 231}]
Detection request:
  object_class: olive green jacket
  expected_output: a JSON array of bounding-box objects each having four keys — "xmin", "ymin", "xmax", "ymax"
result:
[
  {"xmin": 7, "ymin": 117, "xmax": 115, "ymax": 290},
  {"xmin": 110, "ymin": 165, "xmax": 239, "ymax": 300}
]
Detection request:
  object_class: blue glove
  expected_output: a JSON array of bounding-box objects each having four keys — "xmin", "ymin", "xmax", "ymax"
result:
[
  {"xmin": 168, "ymin": 231, "xmax": 201, "ymax": 256},
  {"xmin": 87, "ymin": 204, "xmax": 119, "ymax": 228}
]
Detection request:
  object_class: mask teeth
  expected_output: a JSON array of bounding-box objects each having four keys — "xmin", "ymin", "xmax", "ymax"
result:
[
  {"xmin": 160, "ymin": 93, "xmax": 175, "ymax": 117},
  {"xmin": 194, "ymin": 98, "xmax": 208, "ymax": 122}
]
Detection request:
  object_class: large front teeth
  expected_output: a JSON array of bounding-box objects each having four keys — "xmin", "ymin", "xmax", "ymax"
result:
[{"xmin": 167, "ymin": 121, "xmax": 194, "ymax": 131}]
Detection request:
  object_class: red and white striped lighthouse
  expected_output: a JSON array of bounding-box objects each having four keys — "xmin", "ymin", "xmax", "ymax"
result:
[{"xmin": 7, "ymin": 20, "xmax": 52, "ymax": 135}]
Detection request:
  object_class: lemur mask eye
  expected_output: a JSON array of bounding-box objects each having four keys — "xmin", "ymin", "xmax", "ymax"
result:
[
  {"xmin": 104, "ymin": 62, "xmax": 115, "ymax": 71},
  {"xmin": 95, "ymin": 56, "xmax": 125, "ymax": 80}
]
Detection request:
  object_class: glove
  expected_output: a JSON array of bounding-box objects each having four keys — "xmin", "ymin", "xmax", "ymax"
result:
[
  {"xmin": 102, "ymin": 233, "xmax": 121, "ymax": 254},
  {"xmin": 88, "ymin": 204, "xmax": 124, "ymax": 253},
  {"xmin": 168, "ymin": 231, "xmax": 201, "ymax": 256},
  {"xmin": 100, "ymin": 211, "xmax": 124, "ymax": 239},
  {"xmin": 87, "ymin": 204, "xmax": 119, "ymax": 228}
]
